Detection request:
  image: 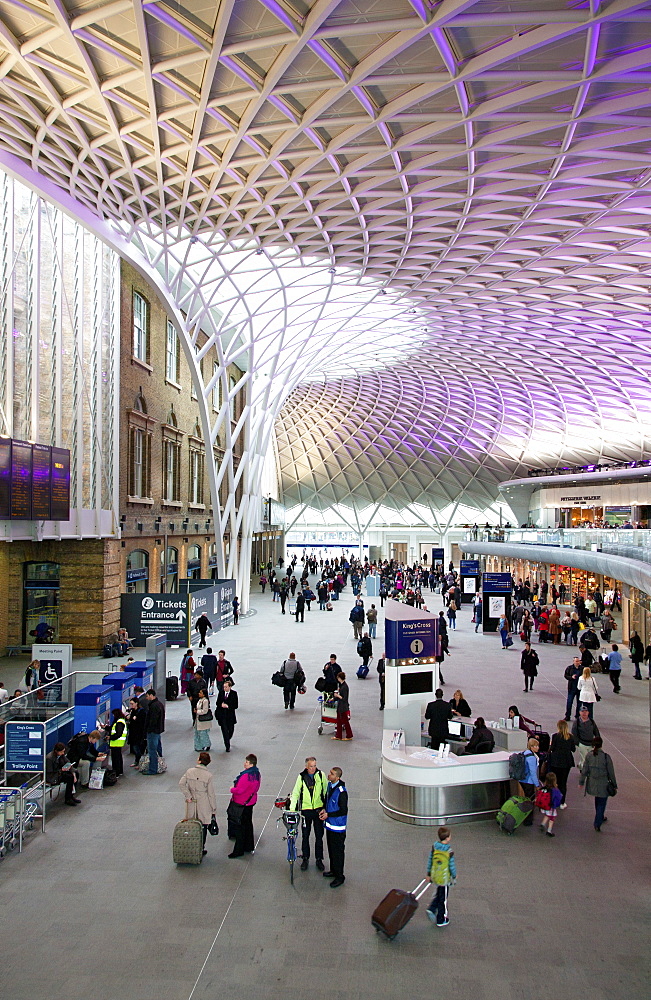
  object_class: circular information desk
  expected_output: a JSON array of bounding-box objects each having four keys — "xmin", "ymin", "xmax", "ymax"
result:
[{"xmin": 380, "ymin": 731, "xmax": 512, "ymax": 826}]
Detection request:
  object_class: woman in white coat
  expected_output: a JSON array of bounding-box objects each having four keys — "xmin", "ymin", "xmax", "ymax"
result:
[
  {"xmin": 193, "ymin": 687, "xmax": 212, "ymax": 751},
  {"xmin": 179, "ymin": 752, "xmax": 217, "ymax": 855},
  {"xmin": 577, "ymin": 667, "xmax": 599, "ymax": 720}
]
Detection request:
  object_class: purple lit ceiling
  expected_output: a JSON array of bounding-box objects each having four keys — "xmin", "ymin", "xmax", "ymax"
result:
[{"xmin": 1, "ymin": 1, "xmax": 651, "ymax": 515}]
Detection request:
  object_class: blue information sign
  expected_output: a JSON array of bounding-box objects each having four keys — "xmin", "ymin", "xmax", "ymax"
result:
[
  {"xmin": 482, "ymin": 572, "xmax": 512, "ymax": 593},
  {"xmin": 460, "ymin": 559, "xmax": 480, "ymax": 575},
  {"xmin": 385, "ymin": 617, "xmax": 438, "ymax": 660},
  {"xmin": 431, "ymin": 547, "xmax": 444, "ymax": 564},
  {"xmin": 5, "ymin": 721, "xmax": 45, "ymax": 772}
]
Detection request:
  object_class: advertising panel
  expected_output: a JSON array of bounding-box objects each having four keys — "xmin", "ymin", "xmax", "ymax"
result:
[{"xmin": 431, "ymin": 547, "xmax": 444, "ymax": 566}]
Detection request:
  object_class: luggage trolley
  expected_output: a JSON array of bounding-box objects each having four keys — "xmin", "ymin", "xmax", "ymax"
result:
[{"xmin": 317, "ymin": 694, "xmax": 337, "ymax": 736}]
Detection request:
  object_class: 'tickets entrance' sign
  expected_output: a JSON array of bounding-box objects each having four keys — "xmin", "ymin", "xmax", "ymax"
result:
[{"xmin": 121, "ymin": 593, "xmax": 189, "ymax": 645}]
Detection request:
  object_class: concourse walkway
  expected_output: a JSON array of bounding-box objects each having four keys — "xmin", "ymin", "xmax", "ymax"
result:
[{"xmin": 0, "ymin": 579, "xmax": 649, "ymax": 1000}]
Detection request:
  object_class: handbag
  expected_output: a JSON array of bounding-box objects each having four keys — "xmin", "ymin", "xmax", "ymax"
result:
[
  {"xmin": 227, "ymin": 801, "xmax": 244, "ymax": 823},
  {"xmin": 315, "ymin": 677, "xmax": 327, "ymax": 692},
  {"xmin": 208, "ymin": 814, "xmax": 219, "ymax": 836},
  {"xmin": 197, "ymin": 709, "xmax": 213, "ymax": 722}
]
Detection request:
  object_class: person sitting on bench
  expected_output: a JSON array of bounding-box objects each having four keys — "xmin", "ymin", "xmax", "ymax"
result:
[
  {"xmin": 46, "ymin": 743, "xmax": 81, "ymax": 806},
  {"xmin": 67, "ymin": 730, "xmax": 107, "ymax": 787}
]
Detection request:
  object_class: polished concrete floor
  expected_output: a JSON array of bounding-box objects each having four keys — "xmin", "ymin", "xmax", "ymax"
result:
[{"xmin": 1, "ymin": 580, "xmax": 649, "ymax": 1000}]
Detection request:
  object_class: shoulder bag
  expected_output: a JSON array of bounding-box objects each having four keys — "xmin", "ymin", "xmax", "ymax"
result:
[
  {"xmin": 227, "ymin": 788, "xmax": 255, "ymax": 824},
  {"xmin": 197, "ymin": 707, "xmax": 213, "ymax": 722},
  {"xmin": 604, "ymin": 753, "xmax": 617, "ymax": 796}
]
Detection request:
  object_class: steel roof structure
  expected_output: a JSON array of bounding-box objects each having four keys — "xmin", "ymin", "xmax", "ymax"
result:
[{"xmin": 2, "ymin": 0, "xmax": 651, "ymax": 541}]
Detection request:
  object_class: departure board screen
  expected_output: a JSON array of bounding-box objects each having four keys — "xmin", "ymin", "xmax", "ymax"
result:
[
  {"xmin": 50, "ymin": 448, "xmax": 70, "ymax": 520},
  {"xmin": 10, "ymin": 440, "xmax": 33, "ymax": 519},
  {"xmin": 31, "ymin": 443, "xmax": 52, "ymax": 519},
  {"xmin": 0, "ymin": 438, "xmax": 70, "ymax": 521},
  {"xmin": 0, "ymin": 437, "xmax": 10, "ymax": 518}
]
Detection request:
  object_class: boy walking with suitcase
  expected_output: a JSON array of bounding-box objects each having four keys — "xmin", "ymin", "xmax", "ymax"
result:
[{"xmin": 426, "ymin": 826, "xmax": 456, "ymax": 926}]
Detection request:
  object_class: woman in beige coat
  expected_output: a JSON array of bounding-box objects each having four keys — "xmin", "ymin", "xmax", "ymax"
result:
[
  {"xmin": 179, "ymin": 752, "xmax": 217, "ymax": 854},
  {"xmin": 194, "ymin": 687, "xmax": 212, "ymax": 751}
]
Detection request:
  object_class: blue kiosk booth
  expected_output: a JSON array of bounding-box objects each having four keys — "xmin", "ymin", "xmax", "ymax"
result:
[
  {"xmin": 101, "ymin": 672, "xmax": 137, "ymax": 713},
  {"xmin": 125, "ymin": 660, "xmax": 154, "ymax": 692},
  {"xmin": 74, "ymin": 684, "xmax": 112, "ymax": 736}
]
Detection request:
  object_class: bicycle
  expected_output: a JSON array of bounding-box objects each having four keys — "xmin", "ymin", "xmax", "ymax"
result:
[{"xmin": 275, "ymin": 796, "xmax": 303, "ymax": 885}]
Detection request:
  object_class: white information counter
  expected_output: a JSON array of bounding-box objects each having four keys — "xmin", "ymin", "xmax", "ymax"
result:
[{"xmin": 380, "ymin": 730, "xmax": 512, "ymax": 826}]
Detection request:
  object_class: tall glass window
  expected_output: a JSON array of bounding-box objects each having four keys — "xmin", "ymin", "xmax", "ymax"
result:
[
  {"xmin": 133, "ymin": 291, "xmax": 148, "ymax": 361},
  {"xmin": 132, "ymin": 428, "xmax": 143, "ymax": 497},
  {"xmin": 166, "ymin": 319, "xmax": 179, "ymax": 382}
]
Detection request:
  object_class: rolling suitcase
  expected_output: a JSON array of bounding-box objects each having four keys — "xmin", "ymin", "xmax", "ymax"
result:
[
  {"xmin": 173, "ymin": 803, "xmax": 204, "ymax": 865},
  {"xmin": 356, "ymin": 664, "xmax": 369, "ymax": 679},
  {"xmin": 372, "ymin": 879, "xmax": 430, "ymax": 939},
  {"xmin": 166, "ymin": 672, "xmax": 179, "ymax": 700},
  {"xmin": 496, "ymin": 795, "xmax": 533, "ymax": 834}
]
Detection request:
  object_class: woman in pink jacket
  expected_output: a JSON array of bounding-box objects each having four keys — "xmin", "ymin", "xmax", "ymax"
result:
[{"xmin": 227, "ymin": 753, "xmax": 261, "ymax": 858}]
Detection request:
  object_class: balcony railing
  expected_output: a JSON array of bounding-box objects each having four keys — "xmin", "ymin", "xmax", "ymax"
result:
[{"xmin": 464, "ymin": 527, "xmax": 651, "ymax": 566}]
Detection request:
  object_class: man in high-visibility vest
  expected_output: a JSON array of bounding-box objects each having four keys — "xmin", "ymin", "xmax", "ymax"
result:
[
  {"xmin": 289, "ymin": 756, "xmax": 328, "ymax": 872},
  {"xmin": 109, "ymin": 708, "xmax": 128, "ymax": 777},
  {"xmin": 319, "ymin": 766, "xmax": 348, "ymax": 888}
]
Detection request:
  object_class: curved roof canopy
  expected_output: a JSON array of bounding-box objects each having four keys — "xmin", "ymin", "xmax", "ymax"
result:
[{"xmin": 1, "ymin": 0, "xmax": 651, "ymax": 516}]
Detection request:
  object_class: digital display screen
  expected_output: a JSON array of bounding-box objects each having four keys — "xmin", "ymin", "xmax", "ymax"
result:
[
  {"xmin": 0, "ymin": 437, "xmax": 10, "ymax": 518},
  {"xmin": 0, "ymin": 439, "xmax": 70, "ymax": 521},
  {"xmin": 50, "ymin": 447, "xmax": 70, "ymax": 520},
  {"xmin": 31, "ymin": 443, "xmax": 51, "ymax": 519},
  {"xmin": 10, "ymin": 440, "xmax": 33, "ymax": 519},
  {"xmin": 400, "ymin": 670, "xmax": 433, "ymax": 696},
  {"xmin": 448, "ymin": 720, "xmax": 462, "ymax": 737}
]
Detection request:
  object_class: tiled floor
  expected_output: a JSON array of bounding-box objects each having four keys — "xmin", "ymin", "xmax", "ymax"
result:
[{"xmin": 1, "ymin": 580, "xmax": 649, "ymax": 1000}]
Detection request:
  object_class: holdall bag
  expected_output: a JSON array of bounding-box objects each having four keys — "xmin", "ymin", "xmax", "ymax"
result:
[
  {"xmin": 505, "ymin": 635, "xmax": 514, "ymax": 647},
  {"xmin": 103, "ymin": 769, "xmax": 118, "ymax": 786},
  {"xmin": 271, "ymin": 670, "xmax": 286, "ymax": 687},
  {"xmin": 314, "ymin": 677, "xmax": 327, "ymax": 692},
  {"xmin": 496, "ymin": 795, "xmax": 534, "ymax": 835},
  {"xmin": 139, "ymin": 754, "xmax": 168, "ymax": 774}
]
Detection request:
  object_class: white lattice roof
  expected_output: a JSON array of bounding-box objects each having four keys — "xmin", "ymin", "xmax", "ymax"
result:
[{"xmin": 2, "ymin": 0, "xmax": 651, "ymax": 515}]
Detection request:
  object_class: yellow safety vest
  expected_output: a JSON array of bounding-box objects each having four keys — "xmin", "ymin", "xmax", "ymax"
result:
[{"xmin": 109, "ymin": 719, "xmax": 127, "ymax": 748}]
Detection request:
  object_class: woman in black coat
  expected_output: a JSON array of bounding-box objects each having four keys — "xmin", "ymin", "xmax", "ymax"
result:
[
  {"xmin": 629, "ymin": 631, "xmax": 644, "ymax": 680},
  {"xmin": 548, "ymin": 718, "xmax": 576, "ymax": 806},
  {"xmin": 215, "ymin": 678, "xmax": 238, "ymax": 752},
  {"xmin": 520, "ymin": 643, "xmax": 539, "ymax": 692},
  {"xmin": 127, "ymin": 697, "xmax": 147, "ymax": 766},
  {"xmin": 449, "ymin": 689, "xmax": 471, "ymax": 717}
]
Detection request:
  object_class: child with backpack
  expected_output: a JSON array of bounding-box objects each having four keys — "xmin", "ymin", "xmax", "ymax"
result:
[
  {"xmin": 426, "ymin": 826, "xmax": 457, "ymax": 926},
  {"xmin": 536, "ymin": 772, "xmax": 563, "ymax": 837}
]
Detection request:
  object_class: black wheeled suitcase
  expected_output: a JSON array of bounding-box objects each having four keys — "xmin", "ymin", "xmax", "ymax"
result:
[
  {"xmin": 372, "ymin": 879, "xmax": 430, "ymax": 939},
  {"xmin": 166, "ymin": 672, "xmax": 179, "ymax": 701}
]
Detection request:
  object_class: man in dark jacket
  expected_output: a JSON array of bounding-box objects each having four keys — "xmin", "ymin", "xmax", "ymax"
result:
[
  {"xmin": 295, "ymin": 591, "xmax": 305, "ymax": 623},
  {"xmin": 357, "ymin": 633, "xmax": 373, "ymax": 668},
  {"xmin": 145, "ymin": 689, "xmax": 166, "ymax": 775},
  {"xmin": 67, "ymin": 730, "xmax": 106, "ymax": 786},
  {"xmin": 195, "ymin": 613, "xmax": 212, "ymax": 648},
  {"xmin": 349, "ymin": 602, "xmax": 365, "ymax": 640},
  {"xmin": 564, "ymin": 656, "xmax": 583, "ymax": 720},
  {"xmin": 425, "ymin": 689, "xmax": 452, "ymax": 748},
  {"xmin": 216, "ymin": 677, "xmax": 238, "ymax": 752},
  {"xmin": 572, "ymin": 708, "xmax": 600, "ymax": 767}
]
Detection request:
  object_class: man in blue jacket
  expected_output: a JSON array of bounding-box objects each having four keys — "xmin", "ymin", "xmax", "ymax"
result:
[{"xmin": 319, "ymin": 767, "xmax": 348, "ymax": 887}]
